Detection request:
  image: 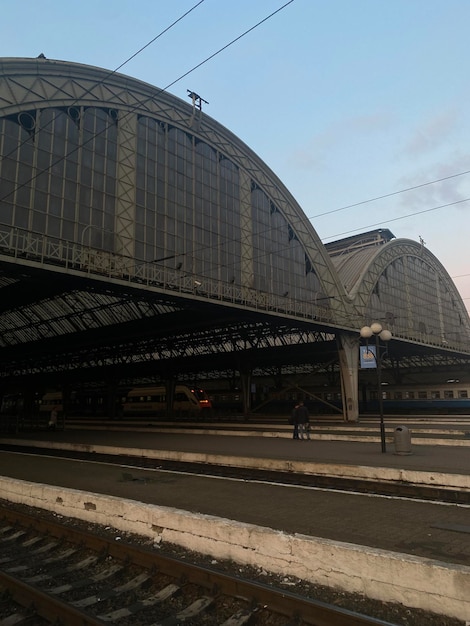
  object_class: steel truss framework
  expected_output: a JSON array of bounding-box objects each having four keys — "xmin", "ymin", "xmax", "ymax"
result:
[
  {"xmin": 0, "ymin": 59, "xmax": 469, "ymax": 396},
  {"xmin": 350, "ymin": 239, "xmax": 470, "ymax": 348},
  {"xmin": 0, "ymin": 59, "xmax": 350, "ymax": 322},
  {"xmin": 0, "ymin": 253, "xmax": 468, "ymax": 390},
  {"xmin": 0, "ymin": 259, "xmax": 340, "ymax": 385}
]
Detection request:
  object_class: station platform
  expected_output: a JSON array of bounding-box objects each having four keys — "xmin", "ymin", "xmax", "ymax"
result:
[
  {"xmin": 0, "ymin": 427, "xmax": 469, "ymax": 560},
  {"xmin": 0, "ymin": 428, "xmax": 469, "ymax": 621}
]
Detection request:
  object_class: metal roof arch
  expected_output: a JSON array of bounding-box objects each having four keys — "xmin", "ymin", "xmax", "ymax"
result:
[
  {"xmin": 347, "ymin": 237, "xmax": 470, "ymax": 352},
  {"xmin": 0, "ymin": 57, "xmax": 350, "ymax": 325}
]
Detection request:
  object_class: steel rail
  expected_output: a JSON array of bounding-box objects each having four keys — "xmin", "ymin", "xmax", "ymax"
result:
[
  {"xmin": 0, "ymin": 570, "xmax": 106, "ymax": 625},
  {"xmin": 0, "ymin": 505, "xmax": 395, "ymax": 626}
]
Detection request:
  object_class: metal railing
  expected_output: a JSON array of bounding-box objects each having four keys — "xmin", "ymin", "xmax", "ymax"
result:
[
  {"xmin": 1, "ymin": 224, "xmax": 469, "ymax": 354},
  {"xmin": 0, "ymin": 225, "xmax": 336, "ymax": 325}
]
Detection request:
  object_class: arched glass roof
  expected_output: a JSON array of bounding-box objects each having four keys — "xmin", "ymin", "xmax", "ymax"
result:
[{"xmin": 0, "ymin": 58, "xmax": 468, "ymax": 386}]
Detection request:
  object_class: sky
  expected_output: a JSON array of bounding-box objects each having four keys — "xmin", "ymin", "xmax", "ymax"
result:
[{"xmin": 2, "ymin": 0, "xmax": 469, "ymax": 314}]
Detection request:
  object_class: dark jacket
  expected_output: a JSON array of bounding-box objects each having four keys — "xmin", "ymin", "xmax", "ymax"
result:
[{"xmin": 294, "ymin": 404, "xmax": 309, "ymax": 424}]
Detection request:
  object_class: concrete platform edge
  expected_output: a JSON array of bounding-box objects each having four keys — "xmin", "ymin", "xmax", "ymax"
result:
[
  {"xmin": 0, "ymin": 475, "xmax": 468, "ymax": 622},
  {"xmin": 4, "ymin": 438, "xmax": 469, "ymax": 491},
  {"xmin": 61, "ymin": 425, "xmax": 470, "ymax": 446}
]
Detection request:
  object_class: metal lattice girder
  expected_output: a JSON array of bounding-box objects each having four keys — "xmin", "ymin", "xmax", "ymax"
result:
[
  {"xmin": 0, "ymin": 303, "xmax": 336, "ymax": 378},
  {"xmin": 0, "ymin": 59, "xmax": 350, "ymax": 324},
  {"xmin": 0, "ymin": 225, "xmax": 344, "ymax": 329},
  {"xmin": 1, "ymin": 59, "xmax": 469, "ymax": 390},
  {"xmin": 0, "ymin": 287, "xmax": 179, "ymax": 348},
  {"xmin": 350, "ymin": 239, "xmax": 470, "ymax": 353}
]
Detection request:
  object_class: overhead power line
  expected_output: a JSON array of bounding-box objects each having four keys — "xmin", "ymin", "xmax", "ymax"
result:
[
  {"xmin": 0, "ymin": 1, "xmax": 294, "ymax": 206},
  {"xmin": 1, "ymin": 0, "xmax": 466, "ymax": 311},
  {"xmin": 310, "ymin": 169, "xmax": 470, "ymax": 220},
  {"xmin": 161, "ymin": 1, "xmax": 295, "ymax": 92},
  {"xmin": 112, "ymin": 1, "xmax": 205, "ymax": 74},
  {"xmin": 0, "ymin": 0, "xmax": 206, "ymax": 166},
  {"xmin": 0, "ymin": 0, "xmax": 463, "ymax": 258},
  {"xmin": 321, "ymin": 197, "xmax": 470, "ymax": 242}
]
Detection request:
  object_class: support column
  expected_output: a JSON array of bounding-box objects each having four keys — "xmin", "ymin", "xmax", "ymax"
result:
[
  {"xmin": 21, "ymin": 389, "xmax": 36, "ymax": 430},
  {"xmin": 165, "ymin": 378, "xmax": 176, "ymax": 418},
  {"xmin": 115, "ymin": 112, "xmax": 137, "ymax": 262},
  {"xmin": 105, "ymin": 380, "xmax": 119, "ymax": 419},
  {"xmin": 239, "ymin": 170, "xmax": 254, "ymax": 296},
  {"xmin": 337, "ymin": 333, "xmax": 359, "ymax": 422},
  {"xmin": 240, "ymin": 369, "xmax": 252, "ymax": 420},
  {"xmin": 61, "ymin": 383, "xmax": 71, "ymax": 430}
]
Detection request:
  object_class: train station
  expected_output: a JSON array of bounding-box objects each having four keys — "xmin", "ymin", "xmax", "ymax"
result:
[
  {"xmin": 0, "ymin": 57, "xmax": 469, "ymax": 625},
  {"xmin": 0, "ymin": 56, "xmax": 469, "ymax": 426}
]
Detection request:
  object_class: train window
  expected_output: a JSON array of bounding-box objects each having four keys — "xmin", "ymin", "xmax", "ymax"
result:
[
  {"xmin": 192, "ymin": 388, "xmax": 207, "ymax": 400},
  {"xmin": 458, "ymin": 390, "xmax": 468, "ymax": 399},
  {"xmin": 418, "ymin": 391, "xmax": 427, "ymax": 399},
  {"xmin": 431, "ymin": 390, "xmax": 440, "ymax": 399},
  {"xmin": 444, "ymin": 390, "xmax": 454, "ymax": 399},
  {"xmin": 394, "ymin": 391, "xmax": 403, "ymax": 399},
  {"xmin": 404, "ymin": 391, "xmax": 415, "ymax": 399}
]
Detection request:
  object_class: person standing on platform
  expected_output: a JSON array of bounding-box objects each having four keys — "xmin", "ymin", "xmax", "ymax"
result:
[
  {"xmin": 48, "ymin": 406, "xmax": 58, "ymax": 430},
  {"xmin": 295, "ymin": 401, "xmax": 310, "ymax": 440},
  {"xmin": 290, "ymin": 404, "xmax": 300, "ymax": 439}
]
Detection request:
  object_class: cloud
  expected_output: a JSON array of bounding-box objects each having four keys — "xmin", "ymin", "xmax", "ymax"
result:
[
  {"xmin": 288, "ymin": 111, "xmax": 393, "ymax": 171},
  {"xmin": 403, "ymin": 110, "xmax": 459, "ymax": 155},
  {"xmin": 396, "ymin": 151, "xmax": 470, "ymax": 210}
]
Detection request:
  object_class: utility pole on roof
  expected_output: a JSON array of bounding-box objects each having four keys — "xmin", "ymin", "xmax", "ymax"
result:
[{"xmin": 187, "ymin": 90, "xmax": 209, "ymax": 111}]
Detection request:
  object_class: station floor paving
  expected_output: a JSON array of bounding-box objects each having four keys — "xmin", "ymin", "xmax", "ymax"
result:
[{"xmin": 0, "ymin": 429, "xmax": 469, "ymax": 567}]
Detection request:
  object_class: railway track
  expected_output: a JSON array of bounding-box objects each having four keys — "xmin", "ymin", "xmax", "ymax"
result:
[
  {"xmin": 0, "ymin": 506, "xmax": 395, "ymax": 626},
  {"xmin": 1, "ymin": 442, "xmax": 468, "ymax": 504}
]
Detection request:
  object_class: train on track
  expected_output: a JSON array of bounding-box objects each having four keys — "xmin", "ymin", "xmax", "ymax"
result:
[
  {"xmin": 38, "ymin": 385, "xmax": 212, "ymax": 418},
  {"xmin": 121, "ymin": 385, "xmax": 212, "ymax": 417},
  {"xmin": 362, "ymin": 383, "xmax": 470, "ymax": 415},
  {"xmin": 0, "ymin": 384, "xmax": 212, "ymax": 426},
  {"xmin": 206, "ymin": 382, "xmax": 470, "ymax": 416},
  {"xmin": 1, "ymin": 381, "xmax": 469, "ymax": 428}
]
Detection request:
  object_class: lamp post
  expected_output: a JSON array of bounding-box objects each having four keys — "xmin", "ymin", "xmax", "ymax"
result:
[{"xmin": 360, "ymin": 322, "xmax": 392, "ymax": 453}]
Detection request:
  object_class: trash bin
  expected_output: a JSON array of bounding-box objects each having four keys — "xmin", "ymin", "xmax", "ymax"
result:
[{"xmin": 394, "ymin": 426, "xmax": 412, "ymax": 455}]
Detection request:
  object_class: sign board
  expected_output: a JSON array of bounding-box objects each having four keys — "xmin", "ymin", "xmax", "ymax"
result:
[{"xmin": 360, "ymin": 345, "xmax": 377, "ymax": 369}]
